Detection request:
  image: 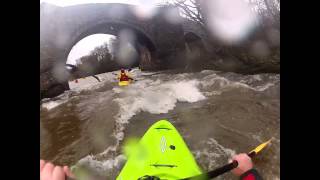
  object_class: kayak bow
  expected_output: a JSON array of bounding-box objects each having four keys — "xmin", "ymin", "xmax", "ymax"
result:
[{"xmin": 117, "ymin": 120, "xmax": 203, "ymax": 180}]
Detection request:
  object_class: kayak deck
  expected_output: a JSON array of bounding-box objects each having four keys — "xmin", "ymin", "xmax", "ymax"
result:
[{"xmin": 117, "ymin": 120, "xmax": 202, "ymax": 180}]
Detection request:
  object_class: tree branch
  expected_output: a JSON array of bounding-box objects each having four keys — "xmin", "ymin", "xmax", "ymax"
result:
[{"xmin": 173, "ymin": 1, "xmax": 203, "ymax": 23}]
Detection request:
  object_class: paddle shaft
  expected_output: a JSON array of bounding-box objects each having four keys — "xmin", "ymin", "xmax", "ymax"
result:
[
  {"xmin": 65, "ymin": 152, "xmax": 256, "ymax": 180},
  {"xmin": 183, "ymin": 152, "xmax": 256, "ymax": 180}
]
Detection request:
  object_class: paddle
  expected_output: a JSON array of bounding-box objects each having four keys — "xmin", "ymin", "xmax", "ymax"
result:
[
  {"xmin": 182, "ymin": 139, "xmax": 272, "ymax": 180},
  {"xmin": 66, "ymin": 139, "xmax": 271, "ymax": 180},
  {"xmin": 92, "ymin": 75, "xmax": 101, "ymax": 82}
]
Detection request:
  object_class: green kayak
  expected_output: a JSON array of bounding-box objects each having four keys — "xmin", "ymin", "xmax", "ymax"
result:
[{"xmin": 117, "ymin": 120, "xmax": 203, "ymax": 180}]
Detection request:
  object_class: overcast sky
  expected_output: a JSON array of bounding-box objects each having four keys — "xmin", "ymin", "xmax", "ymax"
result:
[
  {"xmin": 40, "ymin": 0, "xmax": 163, "ymax": 7},
  {"xmin": 66, "ymin": 34, "xmax": 116, "ymax": 65},
  {"xmin": 41, "ymin": 0, "xmax": 164, "ymax": 64}
]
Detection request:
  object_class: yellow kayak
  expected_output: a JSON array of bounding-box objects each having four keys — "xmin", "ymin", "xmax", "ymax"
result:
[{"xmin": 118, "ymin": 80, "xmax": 130, "ymax": 86}]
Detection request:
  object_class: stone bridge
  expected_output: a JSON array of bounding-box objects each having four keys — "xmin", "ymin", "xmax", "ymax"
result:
[{"xmin": 40, "ymin": 3, "xmax": 188, "ymax": 99}]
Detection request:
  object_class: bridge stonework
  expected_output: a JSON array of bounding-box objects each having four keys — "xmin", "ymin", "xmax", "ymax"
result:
[{"xmin": 40, "ymin": 3, "xmax": 190, "ymax": 99}]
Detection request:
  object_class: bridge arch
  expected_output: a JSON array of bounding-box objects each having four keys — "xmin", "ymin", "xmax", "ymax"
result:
[
  {"xmin": 40, "ymin": 3, "xmax": 186, "ymax": 99},
  {"xmin": 63, "ymin": 21, "xmax": 157, "ymax": 61}
]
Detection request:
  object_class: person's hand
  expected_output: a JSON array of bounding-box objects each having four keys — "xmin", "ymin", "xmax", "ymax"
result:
[
  {"xmin": 40, "ymin": 160, "xmax": 75, "ymax": 180},
  {"xmin": 230, "ymin": 153, "xmax": 253, "ymax": 176}
]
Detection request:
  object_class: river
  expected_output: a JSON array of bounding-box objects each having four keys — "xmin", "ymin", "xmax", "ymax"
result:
[{"xmin": 40, "ymin": 68, "xmax": 280, "ymax": 180}]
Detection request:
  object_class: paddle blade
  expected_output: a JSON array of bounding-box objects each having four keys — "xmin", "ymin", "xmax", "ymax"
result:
[{"xmin": 249, "ymin": 139, "xmax": 272, "ymax": 155}]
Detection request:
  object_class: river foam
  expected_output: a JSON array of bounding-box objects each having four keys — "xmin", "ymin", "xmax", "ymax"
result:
[
  {"xmin": 54, "ymin": 69, "xmax": 279, "ymax": 179},
  {"xmin": 76, "ymin": 78, "xmax": 206, "ymax": 176},
  {"xmin": 112, "ymin": 79, "xmax": 206, "ymax": 141}
]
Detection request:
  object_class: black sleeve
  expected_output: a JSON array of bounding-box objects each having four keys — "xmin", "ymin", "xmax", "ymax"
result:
[{"xmin": 240, "ymin": 169, "xmax": 263, "ymax": 180}]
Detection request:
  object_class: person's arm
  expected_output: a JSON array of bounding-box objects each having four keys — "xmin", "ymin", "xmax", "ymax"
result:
[{"xmin": 231, "ymin": 153, "xmax": 263, "ymax": 180}]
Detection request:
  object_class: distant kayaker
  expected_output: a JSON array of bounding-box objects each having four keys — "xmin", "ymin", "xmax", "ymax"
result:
[
  {"xmin": 118, "ymin": 68, "xmax": 133, "ymax": 82},
  {"xmin": 40, "ymin": 153, "xmax": 262, "ymax": 180}
]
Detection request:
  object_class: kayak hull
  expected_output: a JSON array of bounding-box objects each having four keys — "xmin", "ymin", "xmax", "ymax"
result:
[
  {"xmin": 117, "ymin": 120, "xmax": 202, "ymax": 180},
  {"xmin": 119, "ymin": 81, "xmax": 130, "ymax": 86}
]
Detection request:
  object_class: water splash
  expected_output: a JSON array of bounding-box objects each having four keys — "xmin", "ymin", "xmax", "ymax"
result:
[{"xmin": 204, "ymin": 0, "xmax": 258, "ymax": 44}]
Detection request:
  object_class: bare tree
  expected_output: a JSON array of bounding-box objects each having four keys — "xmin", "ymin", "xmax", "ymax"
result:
[
  {"xmin": 247, "ymin": 0, "xmax": 280, "ymax": 27},
  {"xmin": 164, "ymin": 0, "xmax": 279, "ymax": 29},
  {"xmin": 164, "ymin": 0, "xmax": 205, "ymax": 28}
]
